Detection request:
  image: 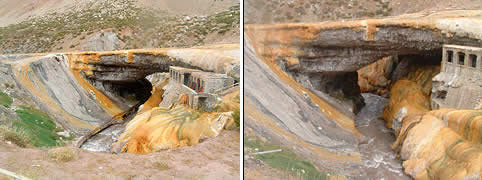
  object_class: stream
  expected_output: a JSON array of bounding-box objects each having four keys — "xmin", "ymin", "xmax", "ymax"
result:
[{"xmin": 355, "ymin": 93, "xmax": 410, "ymax": 179}]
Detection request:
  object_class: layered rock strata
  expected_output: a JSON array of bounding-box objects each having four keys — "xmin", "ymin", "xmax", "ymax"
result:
[
  {"xmin": 0, "ymin": 44, "xmax": 239, "ymax": 136},
  {"xmin": 245, "ymin": 10, "xmax": 482, "ymax": 113}
]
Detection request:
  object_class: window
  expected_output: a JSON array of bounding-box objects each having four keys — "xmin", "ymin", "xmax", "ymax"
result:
[
  {"xmin": 447, "ymin": 51, "xmax": 453, "ymax": 63},
  {"xmin": 458, "ymin": 52, "xmax": 465, "ymax": 65},
  {"xmin": 469, "ymin": 54, "xmax": 477, "ymax": 68}
]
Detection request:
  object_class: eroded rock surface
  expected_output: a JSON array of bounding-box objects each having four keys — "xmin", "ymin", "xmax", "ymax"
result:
[
  {"xmin": 393, "ymin": 109, "xmax": 481, "ymax": 179},
  {"xmin": 0, "ymin": 44, "xmax": 239, "ymax": 136},
  {"xmin": 245, "ymin": 36, "xmax": 364, "ymax": 177},
  {"xmin": 245, "ymin": 10, "xmax": 482, "ymax": 114}
]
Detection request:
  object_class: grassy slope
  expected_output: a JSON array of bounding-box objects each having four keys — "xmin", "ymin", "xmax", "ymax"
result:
[
  {"xmin": 13, "ymin": 106, "xmax": 68, "ymax": 147},
  {"xmin": 0, "ymin": 91, "xmax": 13, "ymax": 108},
  {"xmin": 245, "ymin": 136, "xmax": 330, "ymax": 180}
]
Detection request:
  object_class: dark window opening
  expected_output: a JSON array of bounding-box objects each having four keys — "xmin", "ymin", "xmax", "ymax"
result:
[
  {"xmin": 436, "ymin": 90, "xmax": 447, "ymax": 99},
  {"xmin": 447, "ymin": 51, "xmax": 453, "ymax": 63},
  {"xmin": 197, "ymin": 79, "xmax": 201, "ymax": 92},
  {"xmin": 469, "ymin": 54, "xmax": 477, "ymax": 68},
  {"xmin": 198, "ymin": 97, "xmax": 208, "ymax": 111},
  {"xmin": 184, "ymin": 73, "xmax": 191, "ymax": 85},
  {"xmin": 458, "ymin": 52, "xmax": 465, "ymax": 65}
]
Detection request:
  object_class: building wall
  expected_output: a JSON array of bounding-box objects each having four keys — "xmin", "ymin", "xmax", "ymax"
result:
[
  {"xmin": 432, "ymin": 45, "xmax": 482, "ymax": 110},
  {"xmin": 441, "ymin": 45, "xmax": 482, "ymax": 80},
  {"xmin": 168, "ymin": 66, "xmax": 233, "ymax": 111},
  {"xmin": 203, "ymin": 77, "xmax": 234, "ymax": 94}
]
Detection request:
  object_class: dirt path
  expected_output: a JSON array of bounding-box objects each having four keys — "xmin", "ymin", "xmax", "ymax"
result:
[{"xmin": 0, "ymin": 130, "xmax": 240, "ymax": 180}]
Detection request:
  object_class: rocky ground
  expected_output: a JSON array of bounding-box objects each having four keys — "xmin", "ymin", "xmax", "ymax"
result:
[{"xmin": 0, "ymin": 130, "xmax": 240, "ymax": 180}]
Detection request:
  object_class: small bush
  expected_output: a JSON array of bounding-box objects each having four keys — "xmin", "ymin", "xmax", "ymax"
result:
[
  {"xmin": 0, "ymin": 125, "xmax": 31, "ymax": 148},
  {"xmin": 48, "ymin": 147, "xmax": 77, "ymax": 162},
  {"xmin": 153, "ymin": 161, "xmax": 170, "ymax": 170},
  {"xmin": 232, "ymin": 108, "xmax": 240, "ymax": 128}
]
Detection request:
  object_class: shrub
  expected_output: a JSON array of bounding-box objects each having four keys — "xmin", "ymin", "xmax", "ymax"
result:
[
  {"xmin": 0, "ymin": 125, "xmax": 31, "ymax": 147},
  {"xmin": 48, "ymin": 147, "xmax": 77, "ymax": 162},
  {"xmin": 153, "ymin": 161, "xmax": 170, "ymax": 170},
  {"xmin": 232, "ymin": 108, "xmax": 240, "ymax": 128}
]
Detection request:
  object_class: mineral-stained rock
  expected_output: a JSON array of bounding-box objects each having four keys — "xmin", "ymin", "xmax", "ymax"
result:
[
  {"xmin": 0, "ymin": 44, "xmax": 239, "ymax": 136},
  {"xmin": 393, "ymin": 109, "xmax": 481, "ymax": 179},
  {"xmin": 383, "ymin": 79, "xmax": 430, "ymax": 132},
  {"xmin": 382, "ymin": 61, "xmax": 440, "ymax": 133},
  {"xmin": 115, "ymin": 80, "xmax": 237, "ymax": 154},
  {"xmin": 357, "ymin": 56, "xmax": 395, "ymax": 96},
  {"xmin": 245, "ymin": 36, "xmax": 364, "ymax": 177},
  {"xmin": 245, "ymin": 10, "xmax": 482, "ymax": 114},
  {"xmin": 116, "ymin": 105, "xmax": 231, "ymax": 154}
]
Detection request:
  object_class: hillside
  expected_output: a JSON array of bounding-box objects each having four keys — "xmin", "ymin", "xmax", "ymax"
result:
[
  {"xmin": 0, "ymin": 0, "xmax": 240, "ymax": 53},
  {"xmin": 245, "ymin": 0, "xmax": 480, "ymax": 24}
]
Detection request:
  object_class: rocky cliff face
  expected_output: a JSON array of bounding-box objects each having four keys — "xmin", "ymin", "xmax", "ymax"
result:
[
  {"xmin": 0, "ymin": 44, "xmax": 239, "ymax": 136},
  {"xmin": 245, "ymin": 10, "xmax": 482, "ymax": 114},
  {"xmin": 245, "ymin": 36, "xmax": 364, "ymax": 177}
]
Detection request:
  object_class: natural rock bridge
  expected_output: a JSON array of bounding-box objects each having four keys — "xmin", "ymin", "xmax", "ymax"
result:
[
  {"xmin": 245, "ymin": 10, "xmax": 482, "ymax": 113},
  {"xmin": 0, "ymin": 44, "xmax": 239, "ymax": 135}
]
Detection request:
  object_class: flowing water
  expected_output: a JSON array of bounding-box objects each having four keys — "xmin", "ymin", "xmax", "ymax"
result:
[
  {"xmin": 80, "ymin": 124, "xmax": 125, "ymax": 153},
  {"xmin": 355, "ymin": 93, "xmax": 410, "ymax": 179}
]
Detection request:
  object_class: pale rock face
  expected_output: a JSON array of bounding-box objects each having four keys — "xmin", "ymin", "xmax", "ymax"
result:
[
  {"xmin": 81, "ymin": 31, "xmax": 121, "ymax": 51},
  {"xmin": 392, "ymin": 107, "xmax": 407, "ymax": 134}
]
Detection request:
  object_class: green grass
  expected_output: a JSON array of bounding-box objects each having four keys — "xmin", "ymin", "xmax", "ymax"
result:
[
  {"xmin": 0, "ymin": 91, "xmax": 13, "ymax": 108},
  {"xmin": 13, "ymin": 106, "xmax": 68, "ymax": 147},
  {"xmin": 245, "ymin": 136, "xmax": 330, "ymax": 180}
]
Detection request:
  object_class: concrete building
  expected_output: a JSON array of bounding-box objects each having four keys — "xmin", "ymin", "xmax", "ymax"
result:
[
  {"xmin": 168, "ymin": 66, "xmax": 235, "ymax": 111},
  {"xmin": 441, "ymin": 45, "xmax": 481, "ymax": 79},
  {"xmin": 432, "ymin": 45, "xmax": 482, "ymax": 109}
]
